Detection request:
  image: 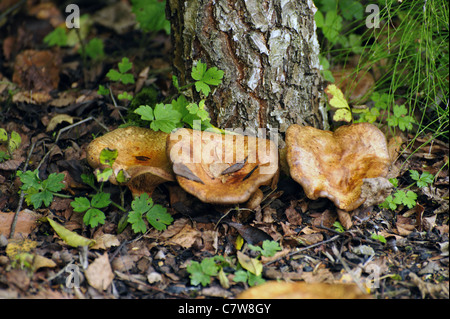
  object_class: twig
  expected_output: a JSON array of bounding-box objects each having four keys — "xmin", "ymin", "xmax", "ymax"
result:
[
  {"xmin": 9, "ymin": 140, "xmax": 38, "ymax": 238},
  {"xmin": 265, "ymin": 234, "xmax": 342, "ymax": 266},
  {"xmin": 37, "ymin": 117, "xmax": 96, "ymax": 170},
  {"xmin": 331, "ymin": 244, "xmax": 368, "ymax": 295},
  {"xmin": 108, "ymin": 86, "xmax": 126, "ymax": 124}
]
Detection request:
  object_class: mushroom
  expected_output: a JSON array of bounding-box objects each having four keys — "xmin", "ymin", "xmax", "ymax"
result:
[
  {"xmin": 285, "ymin": 123, "xmax": 390, "ymax": 211},
  {"xmin": 86, "ymin": 126, "xmax": 175, "ymax": 196},
  {"xmin": 166, "ymin": 128, "xmax": 278, "ymax": 205}
]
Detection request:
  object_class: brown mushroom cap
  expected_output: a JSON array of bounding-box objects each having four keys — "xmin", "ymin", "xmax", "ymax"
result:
[
  {"xmin": 86, "ymin": 126, "xmax": 174, "ymax": 196},
  {"xmin": 166, "ymin": 128, "xmax": 278, "ymax": 205},
  {"xmin": 286, "ymin": 123, "xmax": 390, "ymax": 211}
]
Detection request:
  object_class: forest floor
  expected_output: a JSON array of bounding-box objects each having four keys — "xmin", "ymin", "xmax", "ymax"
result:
[{"xmin": 0, "ymin": 1, "xmax": 448, "ymax": 300}]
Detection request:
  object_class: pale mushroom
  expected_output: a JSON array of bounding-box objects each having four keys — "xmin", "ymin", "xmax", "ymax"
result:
[
  {"xmin": 86, "ymin": 126, "xmax": 175, "ymax": 196},
  {"xmin": 285, "ymin": 123, "xmax": 391, "ymax": 211},
  {"xmin": 166, "ymin": 128, "xmax": 278, "ymax": 205}
]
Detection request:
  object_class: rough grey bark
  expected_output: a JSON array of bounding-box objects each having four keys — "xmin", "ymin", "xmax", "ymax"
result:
[{"xmin": 167, "ymin": 0, "xmax": 328, "ymax": 140}]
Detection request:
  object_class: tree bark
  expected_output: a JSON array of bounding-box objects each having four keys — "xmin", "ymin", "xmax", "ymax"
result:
[{"xmin": 167, "ymin": 0, "xmax": 328, "ymax": 140}]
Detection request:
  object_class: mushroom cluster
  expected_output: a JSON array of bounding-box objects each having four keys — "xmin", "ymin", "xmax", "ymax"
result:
[
  {"xmin": 85, "ymin": 122, "xmax": 390, "ymax": 214},
  {"xmin": 86, "ymin": 126, "xmax": 278, "ymax": 205}
]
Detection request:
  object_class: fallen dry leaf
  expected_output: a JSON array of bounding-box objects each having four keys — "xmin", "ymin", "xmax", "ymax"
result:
[
  {"xmin": 0, "ymin": 210, "xmax": 42, "ymax": 239},
  {"xmin": 337, "ymin": 209, "xmax": 353, "ymax": 229},
  {"xmin": 85, "ymin": 253, "xmax": 114, "ymax": 291},
  {"xmin": 13, "ymin": 50, "xmax": 61, "ymax": 92},
  {"xmin": 91, "ymin": 234, "xmax": 120, "ymax": 250},
  {"xmin": 32, "ymin": 254, "xmax": 57, "ymax": 271},
  {"xmin": 238, "ymin": 281, "xmax": 370, "ymax": 299},
  {"xmin": 46, "ymin": 114, "xmax": 74, "ymax": 132},
  {"xmin": 285, "ymin": 201, "xmax": 302, "ymax": 226}
]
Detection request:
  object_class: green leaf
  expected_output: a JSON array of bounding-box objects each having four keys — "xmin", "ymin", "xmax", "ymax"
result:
[
  {"xmin": 202, "ymin": 67, "xmax": 224, "ymax": 86},
  {"xmin": 150, "ymin": 103, "xmax": 182, "ymax": 133},
  {"xmin": 71, "ymin": 197, "xmax": 91, "ymax": 212},
  {"xmin": 82, "ymin": 38, "xmax": 104, "ymax": 60},
  {"xmin": 371, "ymin": 92, "xmax": 390, "ymax": 110},
  {"xmin": 333, "ymin": 108, "xmax": 352, "ymax": 122},
  {"xmin": 194, "ymin": 81, "xmax": 211, "ymax": 96},
  {"xmin": 170, "ymin": 95, "xmax": 189, "ymax": 118},
  {"xmin": 172, "ymin": 75, "xmax": 180, "ymax": 91},
  {"xmin": 47, "ymin": 218, "xmax": 95, "ymax": 248},
  {"xmin": 44, "ymin": 173, "xmax": 65, "ymax": 193},
  {"xmin": 419, "ymin": 171, "xmax": 434, "ymax": 187},
  {"xmin": 398, "ymin": 115, "xmax": 415, "ymax": 131},
  {"xmin": 43, "ymin": 27, "xmax": 68, "ymax": 47},
  {"xmin": 134, "ymin": 105, "xmax": 155, "ymax": 122},
  {"xmin": 186, "ymin": 103, "xmax": 199, "ymax": 114},
  {"xmin": 146, "ymin": 204, "xmax": 173, "ymax": 231},
  {"xmin": 315, "ymin": 10, "xmax": 324, "ymax": 28},
  {"xmin": 393, "ymin": 190, "xmax": 417, "ymax": 209},
  {"xmin": 333, "ymin": 221, "xmax": 345, "ymax": 233},
  {"xmin": 200, "ymin": 258, "xmax": 219, "ymax": 277},
  {"xmin": 106, "ymin": 69, "xmax": 121, "ymax": 82},
  {"xmin": 325, "ymin": 84, "xmax": 352, "ymax": 122},
  {"xmin": 118, "ymin": 92, "xmax": 133, "ymax": 100},
  {"xmin": 81, "ymin": 173, "xmax": 95, "ymax": 188},
  {"xmin": 97, "ymin": 85, "xmax": 109, "ymax": 96},
  {"xmin": 380, "ymin": 195, "xmax": 398, "ymax": 210},
  {"xmin": 91, "ymin": 192, "xmax": 111, "ymax": 209},
  {"xmin": 247, "ymin": 272, "xmax": 265, "ymax": 286},
  {"xmin": 100, "ymin": 148, "xmax": 118, "ymax": 167},
  {"xmin": 322, "ymin": 11, "xmax": 342, "ymax": 43},
  {"xmin": 18, "ymin": 171, "xmax": 65, "ymax": 209},
  {"xmin": 191, "ymin": 61, "xmax": 207, "ymax": 81},
  {"xmin": 18, "ymin": 170, "xmax": 41, "ymax": 191},
  {"xmin": 409, "ymin": 170, "xmax": 421, "ymax": 182},
  {"xmin": 0, "ymin": 128, "xmax": 8, "ymax": 142},
  {"xmin": 131, "ymin": 193, "xmax": 153, "ymax": 212},
  {"xmin": 29, "ymin": 190, "xmax": 53, "ymax": 209},
  {"xmin": 339, "ymin": 0, "xmax": 363, "ymax": 20},
  {"xmin": 131, "ymin": 0, "xmax": 170, "ymax": 34},
  {"xmin": 118, "ymin": 57, "xmax": 133, "ymax": 73},
  {"xmin": 128, "ymin": 211, "xmax": 147, "ymax": 234},
  {"xmin": 187, "ymin": 261, "xmax": 212, "ymax": 287},
  {"xmin": 388, "ymin": 178, "xmax": 399, "ymax": 188},
  {"xmin": 233, "ymin": 270, "xmax": 248, "ymax": 283},
  {"xmin": 94, "ymin": 167, "xmax": 113, "ymax": 182},
  {"xmin": 393, "ymin": 104, "xmax": 407, "ymax": 118},
  {"xmin": 116, "ymin": 169, "xmax": 130, "ymax": 184},
  {"xmin": 191, "ymin": 61, "xmax": 223, "ymax": 96},
  {"xmin": 120, "ymin": 73, "xmax": 135, "ymax": 85},
  {"xmin": 260, "ymin": 240, "xmax": 282, "ymax": 257},
  {"xmin": 371, "ymin": 233, "xmax": 386, "ymax": 244},
  {"xmin": 9, "ymin": 131, "xmax": 21, "ymax": 152},
  {"xmin": 127, "ymin": 193, "xmax": 152, "ymax": 233},
  {"xmin": 83, "ymin": 208, "xmax": 106, "ymax": 228}
]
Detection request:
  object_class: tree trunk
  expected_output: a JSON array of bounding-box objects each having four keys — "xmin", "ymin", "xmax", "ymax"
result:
[{"xmin": 166, "ymin": 0, "xmax": 328, "ymax": 141}]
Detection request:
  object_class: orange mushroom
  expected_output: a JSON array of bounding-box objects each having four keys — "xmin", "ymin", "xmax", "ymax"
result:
[
  {"xmin": 166, "ymin": 128, "xmax": 278, "ymax": 205},
  {"xmin": 86, "ymin": 126, "xmax": 175, "ymax": 196},
  {"xmin": 285, "ymin": 123, "xmax": 390, "ymax": 211}
]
